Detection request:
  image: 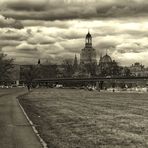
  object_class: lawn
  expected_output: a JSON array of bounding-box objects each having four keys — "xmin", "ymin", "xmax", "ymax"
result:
[{"xmin": 19, "ymin": 88, "xmax": 148, "ymax": 148}]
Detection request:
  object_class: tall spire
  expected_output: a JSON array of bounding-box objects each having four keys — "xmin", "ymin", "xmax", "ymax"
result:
[
  {"xmin": 38, "ymin": 59, "xmax": 41, "ymax": 65},
  {"xmin": 73, "ymin": 54, "xmax": 78, "ymax": 71}
]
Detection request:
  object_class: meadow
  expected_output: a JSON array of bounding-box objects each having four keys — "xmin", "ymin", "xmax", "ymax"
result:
[{"xmin": 19, "ymin": 88, "xmax": 148, "ymax": 148}]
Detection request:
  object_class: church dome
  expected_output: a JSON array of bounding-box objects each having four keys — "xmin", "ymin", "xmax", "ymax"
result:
[{"xmin": 101, "ymin": 54, "xmax": 112, "ymax": 63}]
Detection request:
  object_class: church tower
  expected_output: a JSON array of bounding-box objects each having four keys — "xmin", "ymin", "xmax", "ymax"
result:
[
  {"xmin": 80, "ymin": 31, "xmax": 97, "ymax": 65},
  {"xmin": 80, "ymin": 31, "xmax": 97, "ymax": 76}
]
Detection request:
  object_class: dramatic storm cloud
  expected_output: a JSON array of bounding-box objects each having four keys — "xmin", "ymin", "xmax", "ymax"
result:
[
  {"xmin": 2, "ymin": 0, "xmax": 148, "ymax": 20},
  {"xmin": 0, "ymin": 0, "xmax": 148, "ymax": 65}
]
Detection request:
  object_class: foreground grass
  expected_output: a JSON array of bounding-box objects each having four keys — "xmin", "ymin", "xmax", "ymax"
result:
[{"xmin": 19, "ymin": 88, "xmax": 148, "ymax": 148}]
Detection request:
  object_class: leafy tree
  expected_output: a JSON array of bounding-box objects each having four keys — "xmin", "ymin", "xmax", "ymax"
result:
[
  {"xmin": 123, "ymin": 67, "xmax": 131, "ymax": 77},
  {"xmin": 111, "ymin": 61, "xmax": 120, "ymax": 76},
  {"xmin": 0, "ymin": 53, "xmax": 14, "ymax": 81},
  {"xmin": 37, "ymin": 64, "xmax": 58, "ymax": 79},
  {"xmin": 21, "ymin": 65, "xmax": 38, "ymax": 83},
  {"xmin": 84, "ymin": 63, "xmax": 97, "ymax": 77},
  {"xmin": 62, "ymin": 59, "xmax": 74, "ymax": 77}
]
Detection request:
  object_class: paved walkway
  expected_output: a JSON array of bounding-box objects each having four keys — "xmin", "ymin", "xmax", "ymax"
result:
[{"xmin": 0, "ymin": 88, "xmax": 42, "ymax": 148}]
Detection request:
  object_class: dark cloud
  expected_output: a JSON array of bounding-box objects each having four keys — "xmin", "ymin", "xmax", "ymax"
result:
[
  {"xmin": 0, "ymin": 40, "xmax": 20, "ymax": 47},
  {"xmin": 3, "ymin": 0, "xmax": 48, "ymax": 11},
  {"xmin": 0, "ymin": 32, "xmax": 26, "ymax": 41},
  {"xmin": 0, "ymin": 15, "xmax": 23, "ymax": 29},
  {"xmin": 2, "ymin": 9, "xmax": 94, "ymax": 21},
  {"xmin": 1, "ymin": 0, "xmax": 148, "ymax": 21},
  {"xmin": 96, "ymin": 0, "xmax": 148, "ymax": 18},
  {"xmin": 21, "ymin": 20, "xmax": 70, "ymax": 28}
]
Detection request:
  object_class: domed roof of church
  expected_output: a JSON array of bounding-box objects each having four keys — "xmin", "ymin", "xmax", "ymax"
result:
[
  {"xmin": 86, "ymin": 32, "xmax": 91, "ymax": 38},
  {"xmin": 101, "ymin": 54, "xmax": 112, "ymax": 63}
]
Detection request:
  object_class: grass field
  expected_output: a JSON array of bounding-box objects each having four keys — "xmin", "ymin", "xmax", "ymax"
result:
[{"xmin": 19, "ymin": 88, "xmax": 148, "ymax": 148}]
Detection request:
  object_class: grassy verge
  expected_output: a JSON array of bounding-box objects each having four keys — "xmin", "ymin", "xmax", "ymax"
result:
[{"xmin": 18, "ymin": 88, "xmax": 148, "ymax": 148}]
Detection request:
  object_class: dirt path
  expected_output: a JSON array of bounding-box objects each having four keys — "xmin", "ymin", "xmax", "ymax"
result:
[{"xmin": 0, "ymin": 88, "xmax": 43, "ymax": 148}]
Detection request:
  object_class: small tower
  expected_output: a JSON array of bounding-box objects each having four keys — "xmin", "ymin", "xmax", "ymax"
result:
[
  {"xmin": 38, "ymin": 59, "xmax": 41, "ymax": 65},
  {"xmin": 80, "ymin": 31, "xmax": 97, "ymax": 76},
  {"xmin": 73, "ymin": 54, "xmax": 78, "ymax": 71}
]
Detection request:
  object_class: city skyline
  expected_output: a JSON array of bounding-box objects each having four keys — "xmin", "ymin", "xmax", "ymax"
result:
[{"xmin": 0, "ymin": 0, "xmax": 148, "ymax": 66}]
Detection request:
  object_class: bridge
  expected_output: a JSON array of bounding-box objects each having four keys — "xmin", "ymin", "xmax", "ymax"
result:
[
  {"xmin": 33, "ymin": 77, "xmax": 148, "ymax": 83},
  {"xmin": 29, "ymin": 77, "xmax": 148, "ymax": 89}
]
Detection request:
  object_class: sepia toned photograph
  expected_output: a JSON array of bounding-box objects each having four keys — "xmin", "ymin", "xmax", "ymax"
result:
[{"xmin": 1, "ymin": 0, "xmax": 148, "ymax": 147}]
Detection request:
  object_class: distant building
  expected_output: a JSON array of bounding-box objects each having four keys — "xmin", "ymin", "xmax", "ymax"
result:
[
  {"xmin": 80, "ymin": 31, "xmax": 97, "ymax": 65},
  {"xmin": 129, "ymin": 62, "xmax": 148, "ymax": 77},
  {"xmin": 99, "ymin": 53, "xmax": 112, "ymax": 69},
  {"xmin": 80, "ymin": 31, "xmax": 97, "ymax": 76},
  {"xmin": 9, "ymin": 31, "xmax": 148, "ymax": 83},
  {"xmin": 97, "ymin": 53, "xmax": 120, "ymax": 76}
]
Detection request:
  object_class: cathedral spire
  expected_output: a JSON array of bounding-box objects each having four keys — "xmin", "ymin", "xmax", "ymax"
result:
[{"xmin": 73, "ymin": 54, "xmax": 78, "ymax": 71}]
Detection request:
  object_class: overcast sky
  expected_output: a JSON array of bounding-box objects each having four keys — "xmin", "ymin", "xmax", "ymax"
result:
[{"xmin": 0, "ymin": 0, "xmax": 148, "ymax": 66}]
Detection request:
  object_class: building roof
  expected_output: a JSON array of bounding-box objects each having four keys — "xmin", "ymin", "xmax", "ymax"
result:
[{"xmin": 101, "ymin": 54, "xmax": 112, "ymax": 63}]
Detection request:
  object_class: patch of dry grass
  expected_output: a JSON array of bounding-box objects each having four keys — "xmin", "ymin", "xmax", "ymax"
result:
[{"xmin": 19, "ymin": 88, "xmax": 148, "ymax": 148}]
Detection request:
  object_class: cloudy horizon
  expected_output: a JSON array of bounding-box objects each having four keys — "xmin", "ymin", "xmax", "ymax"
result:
[{"xmin": 0, "ymin": 0, "xmax": 148, "ymax": 66}]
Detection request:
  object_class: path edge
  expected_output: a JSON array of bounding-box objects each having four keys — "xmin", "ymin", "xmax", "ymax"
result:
[{"xmin": 17, "ymin": 97, "xmax": 48, "ymax": 148}]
